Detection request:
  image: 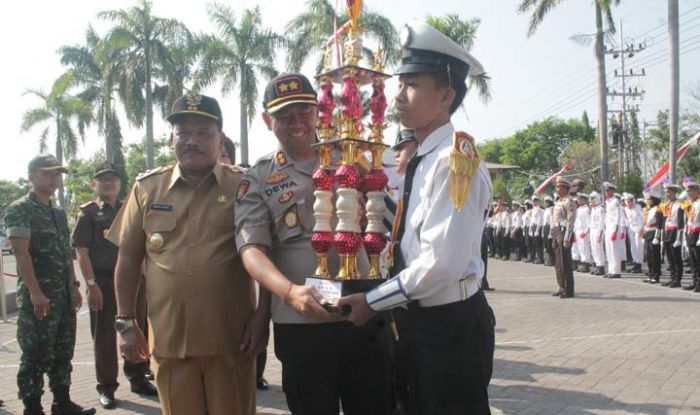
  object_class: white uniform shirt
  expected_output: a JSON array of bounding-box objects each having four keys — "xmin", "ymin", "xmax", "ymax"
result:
[
  {"xmin": 574, "ymin": 205, "xmax": 590, "ymax": 236},
  {"xmin": 511, "ymin": 210, "xmax": 523, "ymax": 231},
  {"xmin": 530, "ymin": 206, "xmax": 543, "ymax": 231},
  {"xmin": 366, "ymin": 123, "xmax": 493, "ymax": 310},
  {"xmin": 625, "ymin": 204, "xmax": 644, "ymax": 232},
  {"xmin": 605, "ymin": 196, "xmax": 623, "ymax": 229},
  {"xmin": 589, "ymin": 205, "xmax": 605, "ymax": 231},
  {"xmin": 690, "ymin": 200, "xmax": 700, "ymax": 233}
]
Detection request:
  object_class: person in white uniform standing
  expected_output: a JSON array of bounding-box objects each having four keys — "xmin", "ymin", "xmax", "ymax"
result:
[
  {"xmin": 588, "ymin": 191, "xmax": 607, "ymax": 275},
  {"xmin": 604, "ymin": 182, "xmax": 626, "ymax": 278},
  {"xmin": 574, "ymin": 193, "xmax": 592, "ymax": 273},
  {"xmin": 623, "ymin": 193, "xmax": 645, "ymax": 273}
]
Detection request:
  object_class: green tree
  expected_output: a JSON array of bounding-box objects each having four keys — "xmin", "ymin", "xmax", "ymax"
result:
[
  {"xmin": 426, "ymin": 14, "xmax": 492, "ymax": 104},
  {"xmin": 478, "ymin": 139, "xmax": 505, "ymax": 164},
  {"xmin": 560, "ymin": 140, "xmax": 602, "ymax": 189},
  {"xmin": 21, "ymin": 71, "xmax": 93, "ymax": 206},
  {"xmin": 519, "ymin": 0, "xmax": 622, "ymax": 182},
  {"xmin": 0, "ymin": 179, "xmax": 30, "ymax": 218},
  {"xmin": 99, "ymin": 0, "xmax": 190, "ymax": 169},
  {"xmin": 59, "ymin": 25, "xmax": 126, "ymax": 175},
  {"xmin": 195, "ymin": 4, "xmax": 281, "ymax": 165},
  {"xmin": 284, "ymin": 0, "xmax": 400, "ymax": 73},
  {"xmin": 124, "ymin": 136, "xmax": 176, "ymax": 186}
]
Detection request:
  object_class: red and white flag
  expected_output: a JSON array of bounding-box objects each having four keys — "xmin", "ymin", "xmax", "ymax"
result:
[
  {"xmin": 535, "ymin": 162, "xmax": 573, "ymax": 194},
  {"xmin": 645, "ymin": 133, "xmax": 700, "ymax": 189}
]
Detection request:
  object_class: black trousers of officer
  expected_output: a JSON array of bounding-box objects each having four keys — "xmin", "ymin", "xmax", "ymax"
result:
[
  {"xmin": 274, "ymin": 318, "xmax": 392, "ymax": 415},
  {"xmin": 664, "ymin": 233, "xmax": 683, "ymax": 281},
  {"xmin": 532, "ymin": 233, "xmax": 544, "ymax": 263},
  {"xmin": 404, "ymin": 291, "xmax": 495, "ymax": 415},
  {"xmin": 644, "ymin": 231, "xmax": 662, "ymax": 280},
  {"xmin": 552, "ymin": 229, "xmax": 574, "ymax": 296},
  {"xmin": 90, "ymin": 275, "xmax": 149, "ymax": 394}
]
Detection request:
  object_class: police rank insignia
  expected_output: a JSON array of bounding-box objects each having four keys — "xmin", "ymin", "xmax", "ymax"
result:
[
  {"xmin": 276, "ymin": 152, "xmax": 288, "ymax": 167},
  {"xmin": 449, "ymin": 131, "xmax": 480, "ymax": 211},
  {"xmin": 185, "ymin": 93, "xmax": 203, "ymax": 110},
  {"xmin": 284, "ymin": 210, "xmax": 299, "ymax": 228},
  {"xmin": 217, "ymin": 195, "xmax": 228, "ymax": 203},
  {"xmin": 279, "ymin": 191, "xmax": 294, "ymax": 204},
  {"xmin": 237, "ymin": 181, "xmax": 250, "ymax": 200},
  {"xmin": 149, "ymin": 233, "xmax": 164, "ymax": 250},
  {"xmin": 266, "ymin": 172, "xmax": 289, "ymax": 184}
]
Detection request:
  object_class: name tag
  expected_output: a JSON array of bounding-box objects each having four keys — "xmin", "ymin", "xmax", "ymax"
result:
[{"xmin": 150, "ymin": 203, "xmax": 173, "ymax": 211}]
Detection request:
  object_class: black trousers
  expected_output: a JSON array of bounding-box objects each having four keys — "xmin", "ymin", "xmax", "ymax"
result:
[
  {"xmin": 90, "ymin": 276, "xmax": 149, "ymax": 394},
  {"xmin": 664, "ymin": 233, "xmax": 683, "ymax": 279},
  {"xmin": 645, "ymin": 231, "xmax": 662, "ymax": 278},
  {"xmin": 404, "ymin": 291, "xmax": 495, "ymax": 415},
  {"xmin": 274, "ymin": 319, "xmax": 392, "ymax": 415},
  {"xmin": 688, "ymin": 232, "xmax": 700, "ymax": 281},
  {"xmin": 553, "ymin": 229, "xmax": 574, "ymax": 295}
]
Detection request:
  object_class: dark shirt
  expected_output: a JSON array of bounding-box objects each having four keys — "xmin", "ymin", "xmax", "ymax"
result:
[{"xmin": 72, "ymin": 199, "xmax": 122, "ymax": 277}]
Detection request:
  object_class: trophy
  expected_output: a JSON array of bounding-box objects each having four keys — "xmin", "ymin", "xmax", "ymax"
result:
[{"xmin": 304, "ymin": 1, "xmax": 391, "ymax": 313}]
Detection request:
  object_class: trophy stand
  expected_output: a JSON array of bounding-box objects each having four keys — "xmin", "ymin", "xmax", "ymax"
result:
[{"xmin": 305, "ymin": 4, "xmax": 391, "ymax": 309}]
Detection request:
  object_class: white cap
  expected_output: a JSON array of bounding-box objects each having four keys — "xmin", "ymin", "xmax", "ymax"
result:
[
  {"xmin": 590, "ymin": 191, "xmax": 601, "ymax": 204},
  {"xmin": 603, "ymin": 181, "xmax": 617, "ymax": 190},
  {"xmin": 396, "ymin": 21, "xmax": 484, "ymax": 78}
]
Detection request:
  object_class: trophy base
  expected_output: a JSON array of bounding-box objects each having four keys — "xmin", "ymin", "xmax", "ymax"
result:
[{"xmin": 305, "ymin": 277, "xmax": 385, "ymax": 316}]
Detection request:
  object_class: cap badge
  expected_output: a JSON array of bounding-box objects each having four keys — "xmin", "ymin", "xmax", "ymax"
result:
[
  {"xmin": 185, "ymin": 93, "xmax": 202, "ymax": 111},
  {"xmin": 149, "ymin": 233, "xmax": 164, "ymax": 250}
]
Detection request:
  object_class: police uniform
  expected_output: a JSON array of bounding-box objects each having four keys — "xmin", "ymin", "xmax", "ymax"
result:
[
  {"xmin": 510, "ymin": 202, "xmax": 525, "ymax": 260},
  {"xmin": 529, "ymin": 197, "xmax": 545, "ymax": 264},
  {"xmin": 5, "ymin": 155, "xmax": 94, "ymax": 414},
  {"xmin": 603, "ymin": 182, "xmax": 625, "ymax": 277},
  {"xmin": 551, "ymin": 177, "xmax": 576, "ymax": 297},
  {"xmin": 588, "ymin": 192, "xmax": 607, "ymax": 275},
  {"xmin": 72, "ymin": 162, "xmax": 152, "ymax": 404},
  {"xmin": 574, "ymin": 194, "xmax": 592, "ymax": 273},
  {"xmin": 363, "ymin": 22, "xmax": 496, "ymax": 414},
  {"xmin": 542, "ymin": 196, "xmax": 555, "ymax": 266},
  {"xmin": 623, "ymin": 193, "xmax": 645, "ymax": 273},
  {"xmin": 235, "ymin": 74, "xmax": 392, "ymax": 415},
  {"xmin": 107, "ymin": 95, "xmax": 255, "ymax": 415}
]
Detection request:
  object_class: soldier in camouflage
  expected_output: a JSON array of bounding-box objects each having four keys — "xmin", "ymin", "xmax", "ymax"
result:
[{"xmin": 4, "ymin": 155, "xmax": 95, "ymax": 415}]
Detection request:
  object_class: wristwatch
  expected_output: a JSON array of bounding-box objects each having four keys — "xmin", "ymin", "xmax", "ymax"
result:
[{"xmin": 115, "ymin": 316, "xmax": 136, "ymax": 334}]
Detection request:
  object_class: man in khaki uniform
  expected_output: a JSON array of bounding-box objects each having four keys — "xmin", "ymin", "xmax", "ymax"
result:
[
  {"xmin": 108, "ymin": 94, "xmax": 267, "ymax": 415},
  {"xmin": 235, "ymin": 73, "xmax": 392, "ymax": 415},
  {"xmin": 552, "ymin": 177, "xmax": 577, "ymax": 298}
]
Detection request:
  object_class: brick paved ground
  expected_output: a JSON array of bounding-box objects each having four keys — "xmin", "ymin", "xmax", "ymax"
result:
[{"xmin": 1, "ymin": 255, "xmax": 700, "ymax": 414}]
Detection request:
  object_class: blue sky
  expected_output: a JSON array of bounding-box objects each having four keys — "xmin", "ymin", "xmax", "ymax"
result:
[{"xmin": 2, "ymin": 0, "xmax": 699, "ymax": 181}]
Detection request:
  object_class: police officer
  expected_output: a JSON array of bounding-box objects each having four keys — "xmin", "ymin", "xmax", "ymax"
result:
[
  {"xmin": 551, "ymin": 177, "xmax": 576, "ymax": 298},
  {"xmin": 589, "ymin": 192, "xmax": 607, "ymax": 276},
  {"xmin": 604, "ymin": 182, "xmax": 625, "ymax": 278},
  {"xmin": 685, "ymin": 182, "xmax": 700, "ymax": 292},
  {"xmin": 72, "ymin": 162, "xmax": 156, "ymax": 409},
  {"xmin": 338, "ymin": 22, "xmax": 496, "ymax": 414},
  {"xmin": 235, "ymin": 73, "xmax": 392, "ymax": 415},
  {"xmin": 5, "ymin": 155, "xmax": 95, "ymax": 415},
  {"xmin": 108, "ymin": 94, "xmax": 264, "ymax": 414}
]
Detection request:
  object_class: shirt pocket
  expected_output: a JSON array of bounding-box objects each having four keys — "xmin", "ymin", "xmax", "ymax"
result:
[
  {"xmin": 273, "ymin": 203, "xmax": 303, "ymax": 243},
  {"xmin": 208, "ymin": 201, "xmax": 235, "ymax": 229},
  {"xmin": 143, "ymin": 213, "xmax": 177, "ymax": 254}
]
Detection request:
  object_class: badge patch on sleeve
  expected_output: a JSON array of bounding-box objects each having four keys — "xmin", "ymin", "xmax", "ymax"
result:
[
  {"xmin": 284, "ymin": 210, "xmax": 299, "ymax": 228},
  {"xmin": 237, "ymin": 181, "xmax": 250, "ymax": 200}
]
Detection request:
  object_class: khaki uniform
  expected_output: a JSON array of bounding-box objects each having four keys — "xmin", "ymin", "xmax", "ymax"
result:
[
  {"xmin": 235, "ymin": 149, "xmax": 391, "ymax": 415},
  {"xmin": 552, "ymin": 196, "xmax": 576, "ymax": 296},
  {"xmin": 107, "ymin": 162, "xmax": 255, "ymax": 415}
]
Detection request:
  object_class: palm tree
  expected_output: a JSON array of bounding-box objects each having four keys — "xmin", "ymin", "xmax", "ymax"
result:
[
  {"xmin": 21, "ymin": 71, "xmax": 93, "ymax": 206},
  {"xmin": 195, "ymin": 4, "xmax": 281, "ymax": 165},
  {"xmin": 426, "ymin": 14, "xmax": 492, "ymax": 105},
  {"xmin": 98, "ymin": 0, "xmax": 190, "ymax": 169},
  {"xmin": 284, "ymin": 0, "xmax": 400, "ymax": 73},
  {"xmin": 518, "ymin": 0, "xmax": 621, "ymax": 183},
  {"xmin": 59, "ymin": 26, "xmax": 125, "ymax": 173}
]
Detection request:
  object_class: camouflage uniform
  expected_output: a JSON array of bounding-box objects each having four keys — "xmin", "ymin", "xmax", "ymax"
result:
[{"xmin": 4, "ymin": 192, "xmax": 76, "ymax": 400}]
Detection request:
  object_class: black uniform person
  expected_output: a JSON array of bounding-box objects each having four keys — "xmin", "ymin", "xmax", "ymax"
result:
[
  {"xmin": 338, "ymin": 21, "xmax": 496, "ymax": 414},
  {"xmin": 661, "ymin": 183, "xmax": 685, "ymax": 287},
  {"xmin": 72, "ymin": 162, "xmax": 157, "ymax": 409},
  {"xmin": 643, "ymin": 189, "xmax": 664, "ymax": 283}
]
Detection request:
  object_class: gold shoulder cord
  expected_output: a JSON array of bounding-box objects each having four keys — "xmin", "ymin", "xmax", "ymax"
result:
[{"xmin": 449, "ymin": 131, "xmax": 481, "ymax": 211}]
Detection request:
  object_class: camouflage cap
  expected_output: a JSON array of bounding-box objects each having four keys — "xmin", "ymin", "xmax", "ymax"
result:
[{"xmin": 28, "ymin": 154, "xmax": 68, "ymax": 174}]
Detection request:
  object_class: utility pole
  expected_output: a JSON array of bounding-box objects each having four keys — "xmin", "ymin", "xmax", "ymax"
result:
[
  {"xmin": 605, "ymin": 22, "xmax": 646, "ymax": 183},
  {"xmin": 669, "ymin": 0, "xmax": 680, "ymax": 184}
]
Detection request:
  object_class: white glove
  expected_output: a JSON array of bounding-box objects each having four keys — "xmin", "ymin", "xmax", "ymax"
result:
[
  {"xmin": 673, "ymin": 240, "xmax": 681, "ymax": 248},
  {"xmin": 696, "ymin": 238, "xmax": 700, "ymax": 247},
  {"xmin": 652, "ymin": 238, "xmax": 659, "ymax": 246}
]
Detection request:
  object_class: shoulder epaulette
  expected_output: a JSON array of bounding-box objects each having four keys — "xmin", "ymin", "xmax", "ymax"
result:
[
  {"xmin": 224, "ymin": 164, "xmax": 244, "ymax": 174},
  {"xmin": 136, "ymin": 166, "xmax": 170, "ymax": 181}
]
